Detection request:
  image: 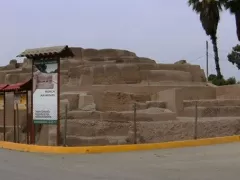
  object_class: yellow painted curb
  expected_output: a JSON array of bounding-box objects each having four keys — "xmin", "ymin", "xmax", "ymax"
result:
[{"xmin": 0, "ymin": 135, "xmax": 239, "ymax": 154}]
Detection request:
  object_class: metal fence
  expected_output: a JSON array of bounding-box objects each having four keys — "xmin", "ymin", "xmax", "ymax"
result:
[
  {"xmin": 2, "ymin": 98, "xmax": 239, "ymax": 146},
  {"xmin": 59, "ymin": 103, "xmax": 139, "ymax": 147},
  {"xmin": 58, "ymin": 100, "xmax": 238, "ymax": 146},
  {"xmin": 182, "ymin": 98, "xmax": 240, "ymax": 141}
]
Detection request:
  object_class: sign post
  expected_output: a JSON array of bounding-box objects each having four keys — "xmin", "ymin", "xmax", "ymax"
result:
[
  {"xmin": 3, "ymin": 92, "xmax": 5, "ymax": 141},
  {"xmin": 26, "ymin": 91, "xmax": 29, "ymax": 144},
  {"xmin": 32, "ymin": 59, "xmax": 59, "ymax": 124},
  {"xmin": 32, "ymin": 58, "xmax": 60, "ymax": 145},
  {"xmin": 17, "ymin": 46, "xmax": 74, "ymax": 146}
]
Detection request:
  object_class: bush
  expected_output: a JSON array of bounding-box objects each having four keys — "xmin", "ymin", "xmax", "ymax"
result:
[
  {"xmin": 208, "ymin": 74, "xmax": 217, "ymax": 81},
  {"xmin": 208, "ymin": 74, "xmax": 237, "ymax": 86},
  {"xmin": 226, "ymin": 77, "xmax": 236, "ymax": 85}
]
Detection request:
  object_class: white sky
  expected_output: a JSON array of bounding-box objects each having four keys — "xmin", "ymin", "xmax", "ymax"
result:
[{"xmin": 0, "ymin": 0, "xmax": 238, "ymax": 79}]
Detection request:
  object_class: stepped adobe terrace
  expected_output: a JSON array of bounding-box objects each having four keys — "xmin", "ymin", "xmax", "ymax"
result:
[{"xmin": 1, "ymin": 47, "xmax": 240, "ymax": 146}]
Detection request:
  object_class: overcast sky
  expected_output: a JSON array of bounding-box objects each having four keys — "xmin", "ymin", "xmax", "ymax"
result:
[{"xmin": 0, "ymin": 0, "xmax": 239, "ymax": 79}]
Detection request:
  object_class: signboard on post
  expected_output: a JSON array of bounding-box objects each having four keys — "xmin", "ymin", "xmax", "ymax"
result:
[
  {"xmin": 32, "ymin": 59, "xmax": 59, "ymax": 124},
  {"xmin": 18, "ymin": 45, "xmax": 73, "ymax": 145}
]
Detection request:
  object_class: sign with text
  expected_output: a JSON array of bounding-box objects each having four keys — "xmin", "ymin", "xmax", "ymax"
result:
[{"xmin": 32, "ymin": 59, "xmax": 59, "ymax": 124}]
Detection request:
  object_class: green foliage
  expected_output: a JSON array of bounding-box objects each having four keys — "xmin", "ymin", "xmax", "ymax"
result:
[
  {"xmin": 35, "ymin": 64, "xmax": 47, "ymax": 73},
  {"xmin": 226, "ymin": 77, "xmax": 237, "ymax": 84},
  {"xmin": 223, "ymin": 0, "xmax": 240, "ymax": 40},
  {"xmin": 212, "ymin": 78, "xmax": 227, "ymax": 86},
  {"xmin": 208, "ymin": 74, "xmax": 217, "ymax": 81},
  {"xmin": 188, "ymin": 0, "xmax": 240, "ymax": 43},
  {"xmin": 208, "ymin": 74, "xmax": 237, "ymax": 86},
  {"xmin": 227, "ymin": 44, "xmax": 240, "ymax": 69},
  {"xmin": 224, "ymin": 0, "xmax": 240, "ymax": 13},
  {"xmin": 188, "ymin": 0, "xmax": 223, "ymax": 78},
  {"xmin": 188, "ymin": 0, "xmax": 223, "ymax": 36}
]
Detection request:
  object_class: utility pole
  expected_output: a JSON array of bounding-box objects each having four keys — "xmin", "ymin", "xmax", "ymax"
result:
[{"xmin": 206, "ymin": 41, "xmax": 209, "ymax": 80}]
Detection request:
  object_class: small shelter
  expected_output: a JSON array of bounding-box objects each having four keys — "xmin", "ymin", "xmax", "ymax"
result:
[
  {"xmin": 0, "ymin": 84, "xmax": 8, "ymax": 141},
  {"xmin": 0, "ymin": 79, "xmax": 32, "ymax": 142},
  {"xmin": 17, "ymin": 45, "xmax": 74, "ymax": 145},
  {"xmin": 17, "ymin": 45, "xmax": 74, "ymax": 59}
]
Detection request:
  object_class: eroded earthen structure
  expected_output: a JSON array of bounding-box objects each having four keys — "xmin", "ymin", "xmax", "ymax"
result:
[{"xmin": 1, "ymin": 47, "xmax": 240, "ymax": 146}]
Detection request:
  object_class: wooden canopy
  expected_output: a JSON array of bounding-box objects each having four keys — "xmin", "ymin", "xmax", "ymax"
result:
[
  {"xmin": 17, "ymin": 45, "xmax": 74, "ymax": 59},
  {"xmin": 0, "ymin": 79, "xmax": 32, "ymax": 92}
]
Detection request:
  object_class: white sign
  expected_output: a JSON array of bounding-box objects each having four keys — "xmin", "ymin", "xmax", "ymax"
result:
[{"xmin": 33, "ymin": 59, "xmax": 59, "ymax": 124}]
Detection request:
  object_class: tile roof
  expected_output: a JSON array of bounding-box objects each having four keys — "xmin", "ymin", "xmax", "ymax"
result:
[
  {"xmin": 2, "ymin": 79, "xmax": 32, "ymax": 92},
  {"xmin": 17, "ymin": 45, "xmax": 74, "ymax": 58},
  {"xmin": 0, "ymin": 84, "xmax": 8, "ymax": 91}
]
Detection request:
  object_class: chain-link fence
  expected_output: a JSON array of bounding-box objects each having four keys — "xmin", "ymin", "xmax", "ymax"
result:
[
  {"xmin": 2, "ymin": 97, "xmax": 239, "ymax": 146},
  {"xmin": 59, "ymin": 103, "xmax": 142, "ymax": 147},
  {"xmin": 180, "ymin": 98, "xmax": 240, "ymax": 141}
]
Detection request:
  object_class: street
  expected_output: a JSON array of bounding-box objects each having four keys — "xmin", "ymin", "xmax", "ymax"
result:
[{"xmin": 0, "ymin": 143, "xmax": 239, "ymax": 180}]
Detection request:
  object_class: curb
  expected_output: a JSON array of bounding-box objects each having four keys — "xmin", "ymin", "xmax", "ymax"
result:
[{"xmin": 0, "ymin": 135, "xmax": 239, "ymax": 154}]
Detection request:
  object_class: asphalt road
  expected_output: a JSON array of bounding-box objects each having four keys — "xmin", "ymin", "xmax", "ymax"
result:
[{"xmin": 0, "ymin": 143, "xmax": 240, "ymax": 180}]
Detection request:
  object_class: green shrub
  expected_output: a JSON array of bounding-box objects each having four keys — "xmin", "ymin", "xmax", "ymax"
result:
[
  {"xmin": 226, "ymin": 77, "xmax": 236, "ymax": 85},
  {"xmin": 208, "ymin": 74, "xmax": 237, "ymax": 86}
]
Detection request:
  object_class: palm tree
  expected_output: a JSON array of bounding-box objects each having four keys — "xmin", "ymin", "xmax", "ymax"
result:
[
  {"xmin": 224, "ymin": 0, "xmax": 240, "ymax": 41},
  {"xmin": 188, "ymin": 0, "xmax": 224, "ymax": 78}
]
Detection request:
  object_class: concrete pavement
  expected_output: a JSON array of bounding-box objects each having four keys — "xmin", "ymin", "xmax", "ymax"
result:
[{"xmin": 0, "ymin": 143, "xmax": 240, "ymax": 180}]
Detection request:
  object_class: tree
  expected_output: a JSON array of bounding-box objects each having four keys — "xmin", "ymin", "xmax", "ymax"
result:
[
  {"xmin": 227, "ymin": 44, "xmax": 240, "ymax": 69},
  {"xmin": 188, "ymin": 0, "xmax": 224, "ymax": 78},
  {"xmin": 224, "ymin": 0, "xmax": 240, "ymax": 41},
  {"xmin": 208, "ymin": 74, "xmax": 237, "ymax": 86},
  {"xmin": 226, "ymin": 76, "xmax": 237, "ymax": 84},
  {"xmin": 35, "ymin": 64, "xmax": 47, "ymax": 73}
]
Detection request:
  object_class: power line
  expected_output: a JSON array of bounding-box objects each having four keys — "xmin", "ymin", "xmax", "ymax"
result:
[{"xmin": 189, "ymin": 55, "xmax": 205, "ymax": 63}]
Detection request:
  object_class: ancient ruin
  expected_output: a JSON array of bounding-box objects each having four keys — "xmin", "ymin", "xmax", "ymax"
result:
[{"xmin": 1, "ymin": 47, "xmax": 240, "ymax": 146}]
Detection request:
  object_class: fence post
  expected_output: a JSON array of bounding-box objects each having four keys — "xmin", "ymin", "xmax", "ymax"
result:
[
  {"xmin": 3, "ymin": 92, "xmax": 6, "ymax": 141},
  {"xmin": 133, "ymin": 103, "xmax": 137, "ymax": 144},
  {"xmin": 194, "ymin": 100, "xmax": 198, "ymax": 139},
  {"xmin": 63, "ymin": 104, "xmax": 68, "ymax": 147},
  {"xmin": 16, "ymin": 103, "xmax": 20, "ymax": 143},
  {"xmin": 13, "ymin": 102, "xmax": 16, "ymax": 143}
]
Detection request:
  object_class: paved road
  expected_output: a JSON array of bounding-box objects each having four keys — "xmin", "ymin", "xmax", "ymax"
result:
[{"xmin": 0, "ymin": 143, "xmax": 240, "ymax": 180}]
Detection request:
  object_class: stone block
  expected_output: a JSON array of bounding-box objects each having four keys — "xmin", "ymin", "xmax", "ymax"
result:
[
  {"xmin": 92, "ymin": 65, "xmax": 105, "ymax": 84},
  {"xmin": 5, "ymin": 74, "xmax": 19, "ymax": 84},
  {"xmin": 103, "ymin": 64, "xmax": 123, "ymax": 84},
  {"xmin": 60, "ymin": 93, "xmax": 79, "ymax": 110},
  {"xmin": 147, "ymin": 70, "xmax": 192, "ymax": 82},
  {"xmin": 98, "ymin": 49, "xmax": 136, "ymax": 58},
  {"xmin": 146, "ymin": 101, "xmax": 166, "ymax": 108},
  {"xmin": 79, "ymin": 74, "xmax": 93, "ymax": 86},
  {"xmin": 138, "ymin": 57, "xmax": 156, "ymax": 64},
  {"xmin": 127, "ymin": 130, "xmax": 145, "ymax": 144},
  {"xmin": 22, "ymin": 58, "xmax": 32, "ymax": 70},
  {"xmin": 60, "ymin": 99, "xmax": 69, "ymax": 116},
  {"xmin": 70, "ymin": 47, "xmax": 83, "ymax": 59},
  {"xmin": 117, "ymin": 64, "xmax": 141, "ymax": 84},
  {"xmin": 82, "ymin": 48, "xmax": 99, "ymax": 59},
  {"xmin": 174, "ymin": 59, "xmax": 188, "ymax": 64},
  {"xmin": 0, "ymin": 72, "xmax": 6, "ymax": 83},
  {"xmin": 99, "ymin": 91, "xmax": 133, "ymax": 111},
  {"xmin": 68, "ymin": 66, "xmax": 82, "ymax": 78},
  {"xmin": 137, "ymin": 63, "xmax": 156, "ymax": 70},
  {"xmin": 78, "ymin": 94, "xmax": 96, "ymax": 111}
]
